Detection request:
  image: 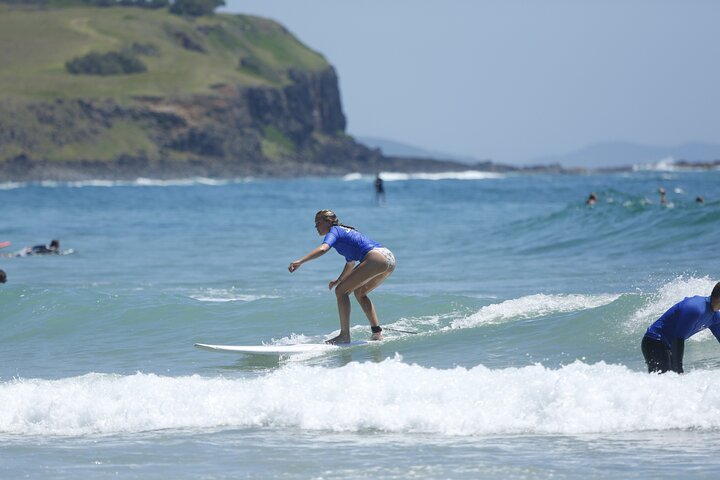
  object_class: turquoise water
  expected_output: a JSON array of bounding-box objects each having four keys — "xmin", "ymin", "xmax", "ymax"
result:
[{"xmin": 2, "ymin": 170, "xmax": 720, "ymax": 478}]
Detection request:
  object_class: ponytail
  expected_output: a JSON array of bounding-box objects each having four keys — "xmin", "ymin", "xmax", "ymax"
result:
[{"xmin": 315, "ymin": 209, "xmax": 355, "ymax": 230}]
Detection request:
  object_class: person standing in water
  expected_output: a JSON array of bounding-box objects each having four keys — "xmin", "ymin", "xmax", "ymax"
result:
[
  {"xmin": 641, "ymin": 282, "xmax": 720, "ymax": 374},
  {"xmin": 374, "ymin": 173, "xmax": 386, "ymax": 205},
  {"xmin": 288, "ymin": 210, "xmax": 396, "ymax": 344}
]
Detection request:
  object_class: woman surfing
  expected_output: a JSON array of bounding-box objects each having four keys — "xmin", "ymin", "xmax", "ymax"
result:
[{"xmin": 288, "ymin": 210, "xmax": 396, "ymax": 344}]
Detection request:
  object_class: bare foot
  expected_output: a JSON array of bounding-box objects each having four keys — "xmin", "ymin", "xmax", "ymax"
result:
[
  {"xmin": 370, "ymin": 332, "xmax": 383, "ymax": 341},
  {"xmin": 325, "ymin": 334, "xmax": 351, "ymax": 345}
]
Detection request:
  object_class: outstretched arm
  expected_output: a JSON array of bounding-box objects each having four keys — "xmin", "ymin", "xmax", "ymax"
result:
[{"xmin": 288, "ymin": 244, "xmax": 330, "ymax": 272}]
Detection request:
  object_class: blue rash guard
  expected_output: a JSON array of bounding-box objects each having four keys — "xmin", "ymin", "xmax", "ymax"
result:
[
  {"xmin": 645, "ymin": 296, "xmax": 720, "ymax": 347},
  {"xmin": 322, "ymin": 226, "xmax": 381, "ymax": 263}
]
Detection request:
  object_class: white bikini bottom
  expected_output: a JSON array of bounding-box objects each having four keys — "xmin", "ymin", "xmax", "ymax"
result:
[{"xmin": 372, "ymin": 247, "xmax": 396, "ymax": 271}]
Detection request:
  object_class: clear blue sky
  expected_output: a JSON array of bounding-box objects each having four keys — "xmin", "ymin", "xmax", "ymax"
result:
[{"xmin": 223, "ymin": 0, "xmax": 720, "ymax": 165}]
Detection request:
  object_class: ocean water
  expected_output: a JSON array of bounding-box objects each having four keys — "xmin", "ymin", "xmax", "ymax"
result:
[{"xmin": 1, "ymin": 168, "xmax": 720, "ymax": 479}]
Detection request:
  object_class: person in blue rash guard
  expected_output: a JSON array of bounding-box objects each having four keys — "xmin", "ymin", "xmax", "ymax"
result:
[
  {"xmin": 641, "ymin": 282, "xmax": 720, "ymax": 373},
  {"xmin": 288, "ymin": 210, "xmax": 396, "ymax": 344}
]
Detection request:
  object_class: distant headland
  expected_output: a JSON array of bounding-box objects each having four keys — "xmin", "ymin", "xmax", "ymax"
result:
[
  {"xmin": 1, "ymin": 2, "xmax": 716, "ymax": 181},
  {"xmin": 0, "ymin": 2, "xmax": 509, "ymax": 181}
]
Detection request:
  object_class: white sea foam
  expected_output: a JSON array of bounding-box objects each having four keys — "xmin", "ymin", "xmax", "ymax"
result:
[
  {"xmin": 632, "ymin": 157, "xmax": 678, "ymax": 172},
  {"xmin": 271, "ymin": 332, "xmax": 317, "ymax": 345},
  {"xmin": 627, "ymin": 276, "xmax": 718, "ymax": 341},
  {"xmin": 188, "ymin": 289, "xmax": 279, "ymax": 303},
  {"xmin": 133, "ymin": 177, "xmax": 233, "ymax": 187},
  {"xmin": 0, "ymin": 177, "xmax": 250, "ymax": 189},
  {"xmin": 450, "ymin": 294, "xmax": 620, "ymax": 329},
  {"xmin": 633, "ymin": 158, "xmax": 720, "ymax": 172},
  {"xmin": 341, "ymin": 173, "xmax": 364, "ymax": 181},
  {"xmin": 342, "ymin": 171, "xmax": 504, "ymax": 182},
  {"xmin": 3, "ymin": 358, "xmax": 720, "ymax": 437}
]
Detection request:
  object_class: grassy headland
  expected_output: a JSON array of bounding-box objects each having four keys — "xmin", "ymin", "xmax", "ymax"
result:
[
  {"xmin": 0, "ymin": 4, "xmax": 482, "ymax": 180},
  {"xmin": 0, "ymin": 5, "xmax": 329, "ymax": 100}
]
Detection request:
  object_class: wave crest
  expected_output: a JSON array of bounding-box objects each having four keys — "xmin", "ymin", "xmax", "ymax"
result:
[
  {"xmin": 451, "ymin": 294, "xmax": 620, "ymax": 329},
  {"xmin": 342, "ymin": 171, "xmax": 504, "ymax": 182},
  {"xmin": 4, "ymin": 357, "xmax": 715, "ymax": 437}
]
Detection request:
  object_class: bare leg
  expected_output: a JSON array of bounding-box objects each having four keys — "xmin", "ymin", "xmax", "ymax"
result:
[
  {"xmin": 354, "ymin": 270, "xmax": 392, "ymax": 341},
  {"xmin": 355, "ymin": 293, "xmax": 382, "ymax": 340},
  {"xmin": 326, "ymin": 292, "xmax": 352, "ymax": 344},
  {"xmin": 327, "ymin": 251, "xmax": 389, "ymax": 344},
  {"xmin": 356, "ymin": 293, "xmax": 378, "ymax": 327}
]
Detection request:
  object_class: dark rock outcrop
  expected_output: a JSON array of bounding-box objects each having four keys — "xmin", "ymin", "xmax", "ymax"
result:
[{"xmin": 0, "ymin": 66, "xmax": 484, "ymax": 181}]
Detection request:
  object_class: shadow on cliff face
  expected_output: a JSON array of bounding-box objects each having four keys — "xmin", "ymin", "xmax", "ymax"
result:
[{"xmin": 0, "ymin": 66, "xmax": 489, "ymax": 181}]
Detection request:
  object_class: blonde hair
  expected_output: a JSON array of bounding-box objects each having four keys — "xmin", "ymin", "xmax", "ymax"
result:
[{"xmin": 315, "ymin": 210, "xmax": 355, "ymax": 230}]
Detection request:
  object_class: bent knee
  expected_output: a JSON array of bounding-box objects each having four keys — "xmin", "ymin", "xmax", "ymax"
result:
[{"xmin": 353, "ymin": 288, "xmax": 368, "ymax": 300}]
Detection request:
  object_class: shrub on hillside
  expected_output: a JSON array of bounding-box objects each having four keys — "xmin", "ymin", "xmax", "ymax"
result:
[
  {"xmin": 239, "ymin": 56, "xmax": 263, "ymax": 75},
  {"xmin": 169, "ymin": 0, "xmax": 224, "ymax": 16},
  {"xmin": 116, "ymin": 0, "xmax": 169, "ymax": 8},
  {"xmin": 65, "ymin": 51, "xmax": 147, "ymax": 75}
]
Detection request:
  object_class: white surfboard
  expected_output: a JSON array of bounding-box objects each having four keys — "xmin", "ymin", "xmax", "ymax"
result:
[{"xmin": 194, "ymin": 341, "xmax": 368, "ymax": 356}]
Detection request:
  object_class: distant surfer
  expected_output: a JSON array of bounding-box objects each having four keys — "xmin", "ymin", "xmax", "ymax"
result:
[
  {"xmin": 288, "ymin": 209, "xmax": 396, "ymax": 344},
  {"xmin": 586, "ymin": 192, "xmax": 597, "ymax": 205},
  {"xmin": 641, "ymin": 282, "xmax": 720, "ymax": 374},
  {"xmin": 374, "ymin": 173, "xmax": 386, "ymax": 205},
  {"xmin": 658, "ymin": 187, "xmax": 667, "ymax": 206},
  {"xmin": 0, "ymin": 269, "xmax": 6, "ymax": 283},
  {"xmin": 23, "ymin": 239, "xmax": 61, "ymax": 256},
  {"xmin": 9, "ymin": 239, "xmax": 62, "ymax": 257}
]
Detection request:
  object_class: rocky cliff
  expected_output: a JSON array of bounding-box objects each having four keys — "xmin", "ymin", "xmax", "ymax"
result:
[{"xmin": 0, "ymin": 5, "xmax": 484, "ymax": 180}]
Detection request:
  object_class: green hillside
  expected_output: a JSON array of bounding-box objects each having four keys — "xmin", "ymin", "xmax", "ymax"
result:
[{"xmin": 0, "ymin": 4, "xmax": 329, "ymax": 100}]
